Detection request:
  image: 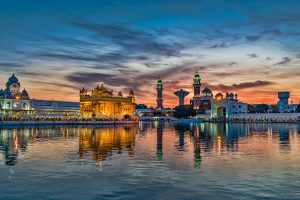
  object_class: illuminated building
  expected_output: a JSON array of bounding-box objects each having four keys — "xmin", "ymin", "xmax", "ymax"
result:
[
  {"xmin": 80, "ymin": 84, "xmax": 136, "ymax": 119},
  {"xmin": 0, "ymin": 74, "xmax": 79, "ymax": 118},
  {"xmin": 30, "ymin": 100, "xmax": 80, "ymax": 118},
  {"xmin": 210, "ymin": 92, "xmax": 248, "ymax": 119},
  {"xmin": 0, "ymin": 73, "xmax": 31, "ymax": 111},
  {"xmin": 200, "ymin": 87, "xmax": 213, "ymax": 111},
  {"xmin": 185, "ymin": 70, "xmax": 247, "ymax": 120},
  {"xmin": 31, "ymin": 100, "xmax": 79, "ymax": 111},
  {"xmin": 190, "ymin": 71, "xmax": 212, "ymax": 113},
  {"xmin": 190, "ymin": 70, "xmax": 201, "ymax": 110}
]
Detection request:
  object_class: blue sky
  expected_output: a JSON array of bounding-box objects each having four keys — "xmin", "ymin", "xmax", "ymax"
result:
[{"xmin": 0, "ymin": 0, "xmax": 299, "ymax": 106}]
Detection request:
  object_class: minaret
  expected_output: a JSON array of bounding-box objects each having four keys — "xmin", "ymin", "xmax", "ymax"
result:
[
  {"xmin": 80, "ymin": 85, "xmax": 88, "ymax": 97},
  {"xmin": 129, "ymin": 88, "xmax": 135, "ymax": 103},
  {"xmin": 118, "ymin": 90, "xmax": 123, "ymax": 97},
  {"xmin": 156, "ymin": 76, "xmax": 163, "ymax": 110},
  {"xmin": 191, "ymin": 69, "xmax": 202, "ymax": 110},
  {"xmin": 193, "ymin": 69, "xmax": 201, "ymax": 97}
]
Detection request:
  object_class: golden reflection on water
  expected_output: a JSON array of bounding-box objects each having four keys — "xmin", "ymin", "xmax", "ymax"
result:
[{"xmin": 78, "ymin": 126, "xmax": 137, "ymax": 161}]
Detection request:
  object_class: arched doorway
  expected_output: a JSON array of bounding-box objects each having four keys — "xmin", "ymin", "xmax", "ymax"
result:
[
  {"xmin": 216, "ymin": 106, "xmax": 226, "ymax": 119},
  {"xmin": 124, "ymin": 114, "xmax": 130, "ymax": 120}
]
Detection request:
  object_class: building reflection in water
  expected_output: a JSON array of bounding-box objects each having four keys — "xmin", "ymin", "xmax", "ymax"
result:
[
  {"xmin": 275, "ymin": 123, "xmax": 291, "ymax": 152},
  {"xmin": 193, "ymin": 125, "xmax": 202, "ymax": 170},
  {"xmin": 171, "ymin": 122, "xmax": 298, "ymax": 169},
  {"xmin": 156, "ymin": 122, "xmax": 163, "ymax": 161},
  {"xmin": 78, "ymin": 126, "xmax": 137, "ymax": 162},
  {"xmin": 0, "ymin": 123, "xmax": 298, "ymax": 171},
  {"xmin": 0, "ymin": 129, "xmax": 23, "ymax": 166},
  {"xmin": 173, "ymin": 123, "xmax": 189, "ymax": 151},
  {"xmin": 0, "ymin": 127, "xmax": 78, "ymax": 167},
  {"xmin": 172, "ymin": 122, "xmax": 202, "ymax": 169}
]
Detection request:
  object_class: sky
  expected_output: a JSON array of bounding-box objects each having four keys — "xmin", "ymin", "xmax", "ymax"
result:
[{"xmin": 0, "ymin": 0, "xmax": 299, "ymax": 108}]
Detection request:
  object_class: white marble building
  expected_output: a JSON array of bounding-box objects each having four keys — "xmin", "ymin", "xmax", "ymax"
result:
[
  {"xmin": 210, "ymin": 92, "xmax": 248, "ymax": 120},
  {"xmin": 0, "ymin": 73, "xmax": 31, "ymax": 110}
]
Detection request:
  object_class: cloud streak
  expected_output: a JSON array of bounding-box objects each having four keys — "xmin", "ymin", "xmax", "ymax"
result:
[
  {"xmin": 208, "ymin": 80, "xmax": 274, "ymax": 91},
  {"xmin": 248, "ymin": 53, "xmax": 258, "ymax": 58},
  {"xmin": 274, "ymin": 57, "xmax": 291, "ymax": 65},
  {"xmin": 69, "ymin": 21, "xmax": 184, "ymax": 57}
]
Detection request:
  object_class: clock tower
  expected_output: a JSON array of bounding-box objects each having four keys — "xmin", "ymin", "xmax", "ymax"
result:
[
  {"xmin": 6, "ymin": 73, "xmax": 21, "ymax": 98},
  {"xmin": 0, "ymin": 73, "xmax": 31, "ymax": 110}
]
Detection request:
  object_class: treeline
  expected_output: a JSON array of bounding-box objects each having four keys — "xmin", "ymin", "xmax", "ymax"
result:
[{"xmin": 173, "ymin": 105, "xmax": 196, "ymax": 119}]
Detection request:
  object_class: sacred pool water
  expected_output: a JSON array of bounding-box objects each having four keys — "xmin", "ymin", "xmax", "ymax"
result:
[{"xmin": 0, "ymin": 122, "xmax": 299, "ymax": 200}]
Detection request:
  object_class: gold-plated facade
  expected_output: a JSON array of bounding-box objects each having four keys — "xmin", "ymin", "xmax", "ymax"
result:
[{"xmin": 80, "ymin": 84, "xmax": 136, "ymax": 119}]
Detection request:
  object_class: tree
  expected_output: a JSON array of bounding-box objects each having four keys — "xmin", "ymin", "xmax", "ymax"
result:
[
  {"xmin": 270, "ymin": 105, "xmax": 279, "ymax": 113},
  {"xmin": 251, "ymin": 104, "xmax": 269, "ymax": 113},
  {"xmin": 248, "ymin": 104, "xmax": 256, "ymax": 113},
  {"xmin": 296, "ymin": 104, "xmax": 300, "ymax": 113},
  {"xmin": 173, "ymin": 105, "xmax": 196, "ymax": 119},
  {"xmin": 136, "ymin": 104, "xmax": 147, "ymax": 109}
]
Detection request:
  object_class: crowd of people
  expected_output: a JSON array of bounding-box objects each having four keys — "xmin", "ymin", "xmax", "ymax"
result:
[{"xmin": 0, "ymin": 116, "xmax": 137, "ymax": 122}]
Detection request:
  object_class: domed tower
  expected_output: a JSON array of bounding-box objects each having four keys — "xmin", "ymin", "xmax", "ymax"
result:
[
  {"xmin": 129, "ymin": 88, "xmax": 135, "ymax": 103},
  {"xmin": 200, "ymin": 86, "xmax": 212, "ymax": 111},
  {"xmin": 215, "ymin": 92, "xmax": 223, "ymax": 100},
  {"xmin": 92, "ymin": 84, "xmax": 113, "ymax": 97},
  {"xmin": 6, "ymin": 73, "xmax": 19, "ymax": 86},
  {"xmin": 21, "ymin": 88, "xmax": 30, "ymax": 100},
  {"xmin": 201, "ymin": 87, "xmax": 212, "ymax": 100},
  {"xmin": 118, "ymin": 90, "xmax": 123, "ymax": 97},
  {"xmin": 5, "ymin": 73, "xmax": 21, "ymax": 98},
  {"xmin": 156, "ymin": 77, "xmax": 163, "ymax": 110},
  {"xmin": 80, "ymin": 86, "xmax": 88, "ymax": 97}
]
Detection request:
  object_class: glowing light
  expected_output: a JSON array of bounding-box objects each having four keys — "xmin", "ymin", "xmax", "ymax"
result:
[{"xmin": 217, "ymin": 136, "xmax": 221, "ymax": 154}]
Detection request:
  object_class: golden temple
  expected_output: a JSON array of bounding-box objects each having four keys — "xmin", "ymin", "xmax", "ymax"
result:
[{"xmin": 80, "ymin": 84, "xmax": 136, "ymax": 119}]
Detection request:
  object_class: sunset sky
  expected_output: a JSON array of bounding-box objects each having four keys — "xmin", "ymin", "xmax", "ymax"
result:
[{"xmin": 0, "ymin": 0, "xmax": 299, "ymax": 108}]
